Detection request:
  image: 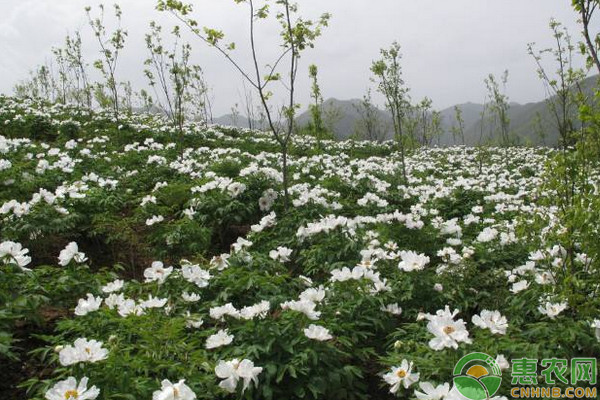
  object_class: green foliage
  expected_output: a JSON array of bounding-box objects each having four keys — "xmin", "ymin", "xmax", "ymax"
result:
[
  {"xmin": 371, "ymin": 42, "xmax": 411, "ymax": 179},
  {"xmin": 86, "ymin": 4, "xmax": 128, "ymax": 119},
  {"xmin": 484, "ymin": 70, "xmax": 513, "ymax": 146}
]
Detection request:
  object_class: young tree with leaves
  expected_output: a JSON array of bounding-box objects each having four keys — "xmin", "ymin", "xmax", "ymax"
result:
[
  {"xmin": 528, "ymin": 19, "xmax": 586, "ymax": 148},
  {"xmin": 371, "ymin": 42, "xmax": 410, "ymax": 179},
  {"xmin": 230, "ymin": 103, "xmax": 241, "ymax": 127},
  {"xmin": 572, "ymin": 0, "xmax": 600, "ymax": 74},
  {"xmin": 402, "ymin": 106, "xmax": 420, "ymax": 148},
  {"xmin": 531, "ymin": 111, "xmax": 548, "ymax": 146},
  {"xmin": 240, "ymin": 82, "xmax": 256, "ymax": 130},
  {"xmin": 144, "ymin": 22, "xmax": 205, "ymax": 134},
  {"xmin": 484, "ymin": 70, "xmax": 511, "ymax": 146},
  {"xmin": 527, "ymin": 1, "xmax": 600, "ymax": 313},
  {"xmin": 86, "ymin": 4, "xmax": 127, "ymax": 121},
  {"xmin": 14, "ymin": 64, "xmax": 57, "ymax": 103},
  {"xmin": 451, "ymin": 105, "xmax": 466, "ymax": 145},
  {"xmin": 157, "ymin": 0, "xmax": 330, "ymax": 210},
  {"xmin": 430, "ymin": 110, "xmax": 443, "ymax": 146},
  {"xmin": 308, "ymin": 64, "xmax": 326, "ymax": 149},
  {"xmin": 64, "ymin": 32, "xmax": 93, "ymax": 108},
  {"xmin": 416, "ymin": 97, "xmax": 432, "ymax": 146},
  {"xmin": 353, "ymin": 89, "xmax": 386, "ymax": 142},
  {"xmin": 51, "ymin": 46, "xmax": 70, "ymax": 105},
  {"xmin": 570, "ymin": 0, "xmax": 600, "ymax": 159},
  {"xmin": 18, "ymin": 31, "xmax": 91, "ymax": 108}
]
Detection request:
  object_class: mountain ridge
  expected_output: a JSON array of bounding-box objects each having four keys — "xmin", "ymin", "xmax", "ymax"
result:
[{"xmin": 213, "ymin": 74, "xmax": 599, "ymax": 146}]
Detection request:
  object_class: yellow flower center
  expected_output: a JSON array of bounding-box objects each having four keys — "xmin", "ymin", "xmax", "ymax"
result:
[
  {"xmin": 85, "ymin": 347, "xmax": 91, "ymax": 354},
  {"xmin": 173, "ymin": 387, "xmax": 180, "ymax": 397},
  {"xmin": 443, "ymin": 325, "xmax": 456, "ymax": 335},
  {"xmin": 64, "ymin": 390, "xmax": 79, "ymax": 399},
  {"xmin": 396, "ymin": 369, "xmax": 407, "ymax": 378}
]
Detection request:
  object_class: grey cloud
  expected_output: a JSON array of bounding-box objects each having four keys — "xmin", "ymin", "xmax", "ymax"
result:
[{"xmin": 0, "ymin": 0, "xmax": 586, "ymax": 115}]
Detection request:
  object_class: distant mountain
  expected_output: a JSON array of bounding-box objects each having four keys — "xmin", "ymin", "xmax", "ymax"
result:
[
  {"xmin": 213, "ymin": 74, "xmax": 599, "ymax": 146},
  {"xmin": 212, "ymin": 113, "xmax": 260, "ymax": 129},
  {"xmin": 440, "ymin": 74, "xmax": 598, "ymax": 146},
  {"xmin": 212, "ymin": 98, "xmax": 392, "ymax": 138},
  {"xmin": 438, "ymin": 102, "xmax": 485, "ymax": 145},
  {"xmin": 295, "ymin": 98, "xmax": 393, "ymax": 140}
]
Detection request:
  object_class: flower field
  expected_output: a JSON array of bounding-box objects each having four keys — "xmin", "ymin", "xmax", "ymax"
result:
[{"xmin": 1, "ymin": 97, "xmax": 599, "ymax": 400}]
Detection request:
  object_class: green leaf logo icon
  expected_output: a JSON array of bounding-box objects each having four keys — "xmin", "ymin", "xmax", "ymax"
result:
[{"xmin": 453, "ymin": 353, "xmax": 502, "ymax": 400}]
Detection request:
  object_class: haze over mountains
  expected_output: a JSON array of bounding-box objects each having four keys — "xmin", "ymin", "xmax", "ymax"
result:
[{"xmin": 214, "ymin": 75, "xmax": 598, "ymax": 146}]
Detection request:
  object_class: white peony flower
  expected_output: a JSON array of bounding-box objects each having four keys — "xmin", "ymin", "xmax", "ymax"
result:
[
  {"xmin": 299, "ymin": 287, "xmax": 326, "ymax": 303},
  {"xmin": 58, "ymin": 242, "xmax": 88, "ymax": 266},
  {"xmin": 210, "ymin": 303, "xmax": 241, "ymax": 320},
  {"xmin": 146, "ymin": 215, "xmax": 164, "ymax": 226},
  {"xmin": 382, "ymin": 360, "xmax": 420, "ymax": 393},
  {"xmin": 535, "ymin": 271, "xmax": 555, "ymax": 285},
  {"xmin": 74, "ymin": 294, "xmax": 102, "ymax": 316},
  {"xmin": 183, "ymin": 310, "xmax": 204, "ymax": 328},
  {"xmin": 182, "ymin": 292, "xmax": 201, "ymax": 302},
  {"xmin": 269, "ymin": 246, "xmax": 293, "ymax": 263},
  {"xmin": 231, "ymin": 237, "xmax": 253, "ymax": 253},
  {"xmin": 105, "ymin": 293, "xmax": 125, "ymax": 309},
  {"xmin": 227, "ymin": 182, "xmax": 246, "ymax": 198},
  {"xmin": 426, "ymin": 306, "xmax": 472, "ymax": 351},
  {"xmin": 510, "ymin": 280, "xmax": 529, "ymax": 294},
  {"xmin": 206, "ymin": 329, "xmax": 234, "ymax": 349},
  {"xmin": 476, "ymin": 227, "xmax": 498, "ymax": 243},
  {"xmin": 538, "ymin": 302, "xmax": 568, "ymax": 319},
  {"xmin": 152, "ymin": 379, "xmax": 196, "ymax": 400},
  {"xmin": 330, "ymin": 266, "xmax": 357, "ymax": 282},
  {"xmin": 414, "ymin": 382, "xmax": 450, "ymax": 400},
  {"xmin": 445, "ymin": 386, "xmax": 469, "ymax": 400},
  {"xmin": 140, "ymin": 195, "xmax": 157, "ymax": 207},
  {"xmin": 0, "ymin": 159, "xmax": 12, "ymax": 171},
  {"xmin": 215, "ymin": 359, "xmax": 263, "ymax": 394},
  {"xmin": 59, "ymin": 338, "xmax": 108, "ymax": 366},
  {"xmin": 117, "ymin": 299, "xmax": 146, "ymax": 317},
  {"xmin": 250, "ymin": 212, "xmax": 277, "ymax": 233},
  {"xmin": 101, "ymin": 279, "xmax": 124, "ymax": 293},
  {"xmin": 280, "ymin": 299, "xmax": 321, "ymax": 320},
  {"xmin": 381, "ymin": 303, "xmax": 403, "ymax": 316},
  {"xmin": 209, "ymin": 253, "xmax": 230, "ymax": 271},
  {"xmin": 398, "ymin": 250, "xmax": 430, "ymax": 272},
  {"xmin": 181, "ymin": 264, "xmax": 211, "ymax": 288},
  {"xmin": 304, "ymin": 324, "xmax": 333, "ymax": 341},
  {"xmin": 472, "ymin": 310, "xmax": 508, "ymax": 335},
  {"xmin": 496, "ymin": 354, "xmax": 510, "ymax": 370},
  {"xmin": 0, "ymin": 240, "xmax": 31, "ymax": 270},
  {"xmin": 140, "ymin": 295, "xmax": 168, "ymax": 309},
  {"xmin": 144, "ymin": 261, "xmax": 173, "ymax": 284},
  {"xmin": 44, "ymin": 376, "xmax": 99, "ymax": 400},
  {"xmin": 239, "ymin": 300, "xmax": 271, "ymax": 320}
]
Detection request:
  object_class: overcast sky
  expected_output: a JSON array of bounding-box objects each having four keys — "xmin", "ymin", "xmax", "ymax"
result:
[{"xmin": 0, "ymin": 0, "xmax": 587, "ymax": 115}]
